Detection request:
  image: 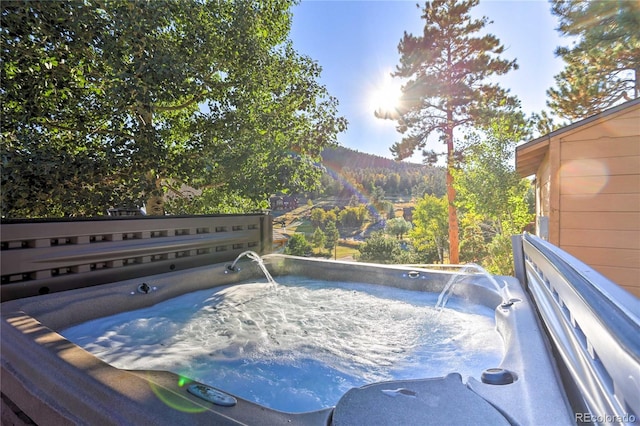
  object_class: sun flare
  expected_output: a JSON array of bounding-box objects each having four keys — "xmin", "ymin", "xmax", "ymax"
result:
[{"xmin": 370, "ymin": 73, "xmax": 402, "ymax": 118}]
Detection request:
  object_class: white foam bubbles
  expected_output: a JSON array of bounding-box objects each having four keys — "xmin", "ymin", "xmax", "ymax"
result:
[{"xmin": 61, "ymin": 277, "xmax": 503, "ymax": 413}]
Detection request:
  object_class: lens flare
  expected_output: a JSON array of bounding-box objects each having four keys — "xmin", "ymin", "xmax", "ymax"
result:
[
  {"xmin": 560, "ymin": 159, "xmax": 609, "ymax": 194},
  {"xmin": 145, "ymin": 372, "xmax": 207, "ymax": 414}
]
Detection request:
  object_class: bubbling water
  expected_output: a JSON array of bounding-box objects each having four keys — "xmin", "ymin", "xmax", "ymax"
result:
[{"xmin": 61, "ymin": 277, "xmax": 503, "ymax": 413}]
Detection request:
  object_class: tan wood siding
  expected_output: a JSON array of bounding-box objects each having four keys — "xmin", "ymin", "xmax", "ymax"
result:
[
  {"xmin": 560, "ymin": 212, "xmax": 640, "ymax": 230},
  {"xmin": 560, "ymin": 229, "xmax": 640, "ymax": 250},
  {"xmin": 561, "ymin": 175, "xmax": 640, "ymax": 195},
  {"xmin": 519, "ymin": 101, "xmax": 639, "ymax": 297},
  {"xmin": 563, "ymin": 245, "xmax": 640, "ymax": 268},
  {"xmin": 537, "ymin": 153, "xmax": 551, "ymax": 218},
  {"xmin": 562, "ymin": 245, "xmax": 640, "ymax": 296},
  {"xmin": 586, "ymin": 265, "xmax": 640, "ymax": 298},
  {"xmin": 562, "ymin": 136, "xmax": 640, "ymax": 160},
  {"xmin": 559, "ymin": 155, "xmax": 640, "ymax": 178},
  {"xmin": 561, "ymin": 109, "xmax": 640, "ymax": 142},
  {"xmin": 517, "ymin": 138, "xmax": 549, "ymax": 177},
  {"xmin": 560, "ymin": 194, "xmax": 640, "ymax": 212},
  {"xmin": 549, "ymin": 139, "xmax": 561, "ymax": 245},
  {"xmin": 557, "ymin": 107, "xmax": 640, "ymax": 296}
]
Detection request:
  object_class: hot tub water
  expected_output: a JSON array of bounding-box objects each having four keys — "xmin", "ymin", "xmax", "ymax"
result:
[{"xmin": 61, "ymin": 276, "xmax": 503, "ymax": 413}]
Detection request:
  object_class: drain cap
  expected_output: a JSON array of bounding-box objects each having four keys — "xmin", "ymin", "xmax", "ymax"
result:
[{"xmin": 481, "ymin": 368, "xmax": 514, "ymax": 385}]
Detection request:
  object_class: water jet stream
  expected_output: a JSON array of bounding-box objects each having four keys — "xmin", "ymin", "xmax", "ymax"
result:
[
  {"xmin": 227, "ymin": 251, "xmax": 276, "ymax": 285},
  {"xmin": 429, "ymin": 263, "xmax": 509, "ymax": 309}
]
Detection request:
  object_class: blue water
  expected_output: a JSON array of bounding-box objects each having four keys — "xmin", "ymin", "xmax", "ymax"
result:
[{"xmin": 61, "ymin": 276, "xmax": 503, "ymax": 413}]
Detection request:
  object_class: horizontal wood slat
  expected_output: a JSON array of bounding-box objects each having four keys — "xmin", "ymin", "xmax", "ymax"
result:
[
  {"xmin": 560, "ymin": 194, "xmax": 640, "ymax": 212},
  {"xmin": 560, "ymin": 175, "xmax": 640, "ymax": 195},
  {"xmin": 561, "ymin": 136, "xmax": 640, "ymax": 160},
  {"xmin": 561, "ymin": 229, "xmax": 640, "ymax": 250},
  {"xmin": 561, "ymin": 113, "xmax": 640, "ymax": 142},
  {"xmin": 586, "ymin": 265, "xmax": 640, "ymax": 297},
  {"xmin": 559, "ymin": 156, "xmax": 640, "ymax": 177},
  {"xmin": 562, "ymin": 245, "xmax": 640, "ymax": 269},
  {"xmin": 560, "ymin": 211, "xmax": 640, "ymax": 231}
]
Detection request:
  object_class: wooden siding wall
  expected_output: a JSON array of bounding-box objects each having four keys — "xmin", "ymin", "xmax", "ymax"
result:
[
  {"xmin": 537, "ymin": 153, "xmax": 551, "ymax": 219},
  {"xmin": 557, "ymin": 106, "xmax": 640, "ymax": 297},
  {"xmin": 535, "ymin": 153, "xmax": 552, "ymax": 240}
]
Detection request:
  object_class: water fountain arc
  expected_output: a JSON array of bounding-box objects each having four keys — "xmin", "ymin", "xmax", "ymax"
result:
[
  {"xmin": 401, "ymin": 263, "xmax": 511, "ymax": 308},
  {"xmin": 226, "ymin": 250, "xmax": 276, "ymax": 285}
]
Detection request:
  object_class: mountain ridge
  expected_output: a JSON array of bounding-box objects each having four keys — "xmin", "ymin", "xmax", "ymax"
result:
[
  {"xmin": 321, "ymin": 146, "xmax": 425, "ymax": 173},
  {"xmin": 310, "ymin": 146, "xmax": 446, "ymax": 200}
]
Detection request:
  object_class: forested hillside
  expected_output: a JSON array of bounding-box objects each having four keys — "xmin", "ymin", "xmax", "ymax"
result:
[{"xmin": 307, "ymin": 146, "xmax": 446, "ymax": 200}]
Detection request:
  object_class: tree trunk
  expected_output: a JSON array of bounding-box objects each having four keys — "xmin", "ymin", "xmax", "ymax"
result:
[
  {"xmin": 445, "ymin": 118, "xmax": 460, "ymax": 264},
  {"xmin": 138, "ymin": 101, "xmax": 165, "ymax": 216}
]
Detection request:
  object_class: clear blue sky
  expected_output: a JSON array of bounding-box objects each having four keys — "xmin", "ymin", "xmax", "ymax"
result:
[{"xmin": 290, "ymin": 0, "xmax": 566, "ymax": 162}]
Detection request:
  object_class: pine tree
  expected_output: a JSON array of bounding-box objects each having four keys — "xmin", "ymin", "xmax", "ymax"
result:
[
  {"xmin": 548, "ymin": 0, "xmax": 640, "ymax": 120},
  {"xmin": 324, "ymin": 221, "xmax": 340, "ymax": 259},
  {"xmin": 381, "ymin": 0, "xmax": 520, "ymax": 263}
]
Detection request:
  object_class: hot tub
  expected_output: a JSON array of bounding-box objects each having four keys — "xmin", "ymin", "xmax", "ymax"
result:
[{"xmin": 1, "ymin": 255, "xmax": 574, "ymax": 425}]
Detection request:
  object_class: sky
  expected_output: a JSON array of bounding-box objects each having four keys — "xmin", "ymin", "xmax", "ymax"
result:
[{"xmin": 290, "ymin": 0, "xmax": 567, "ymax": 162}]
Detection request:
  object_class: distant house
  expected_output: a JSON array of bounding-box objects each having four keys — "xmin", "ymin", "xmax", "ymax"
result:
[
  {"xmin": 270, "ymin": 196, "xmax": 285, "ymax": 210},
  {"xmin": 516, "ymin": 98, "xmax": 640, "ymax": 297},
  {"xmin": 270, "ymin": 195, "xmax": 299, "ymax": 211},
  {"xmin": 282, "ymin": 196, "xmax": 298, "ymax": 210}
]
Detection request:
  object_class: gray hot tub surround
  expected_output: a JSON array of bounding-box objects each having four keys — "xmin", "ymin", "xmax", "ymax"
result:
[{"xmin": 1, "ymin": 254, "xmax": 574, "ymax": 425}]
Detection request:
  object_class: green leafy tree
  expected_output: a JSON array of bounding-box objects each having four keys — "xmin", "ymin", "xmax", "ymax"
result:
[
  {"xmin": 338, "ymin": 206, "xmax": 366, "ymax": 228},
  {"xmin": 339, "ymin": 204, "xmax": 369, "ymax": 227},
  {"xmin": 379, "ymin": 0, "xmax": 520, "ymax": 263},
  {"xmin": 386, "ymin": 173, "xmax": 401, "ymax": 193},
  {"xmin": 548, "ymin": 0, "xmax": 640, "ymax": 120},
  {"xmin": 485, "ymin": 233, "xmax": 516, "ymax": 276},
  {"xmin": 165, "ymin": 188, "xmax": 265, "ymax": 215},
  {"xmin": 1, "ymin": 1, "xmax": 347, "ymax": 217},
  {"xmin": 310, "ymin": 208, "xmax": 326, "ymax": 228},
  {"xmin": 323, "ymin": 210, "xmax": 338, "ymax": 228},
  {"xmin": 369, "ymin": 185, "xmax": 388, "ymax": 218},
  {"xmin": 385, "ymin": 217, "xmax": 413, "ymax": 240},
  {"xmin": 311, "ymin": 227, "xmax": 326, "ymax": 253},
  {"xmin": 285, "ymin": 233, "xmax": 311, "ymax": 256},
  {"xmin": 458, "ymin": 221, "xmax": 489, "ymax": 264},
  {"xmin": 453, "ymin": 117, "xmax": 534, "ymax": 274},
  {"xmin": 411, "ymin": 169, "xmax": 447, "ymax": 199},
  {"xmin": 357, "ymin": 231, "xmax": 403, "ymax": 264},
  {"xmin": 409, "ymin": 194, "xmax": 449, "ymax": 263},
  {"xmin": 379, "ymin": 200, "xmax": 395, "ymax": 220}
]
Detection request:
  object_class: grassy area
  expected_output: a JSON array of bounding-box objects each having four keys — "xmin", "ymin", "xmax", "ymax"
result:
[
  {"xmin": 274, "ymin": 198, "xmax": 415, "ymax": 260},
  {"xmin": 312, "ymin": 242, "xmax": 360, "ymax": 260},
  {"xmin": 335, "ymin": 243, "xmax": 360, "ymax": 260},
  {"xmin": 291, "ymin": 219, "xmax": 314, "ymax": 235}
]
